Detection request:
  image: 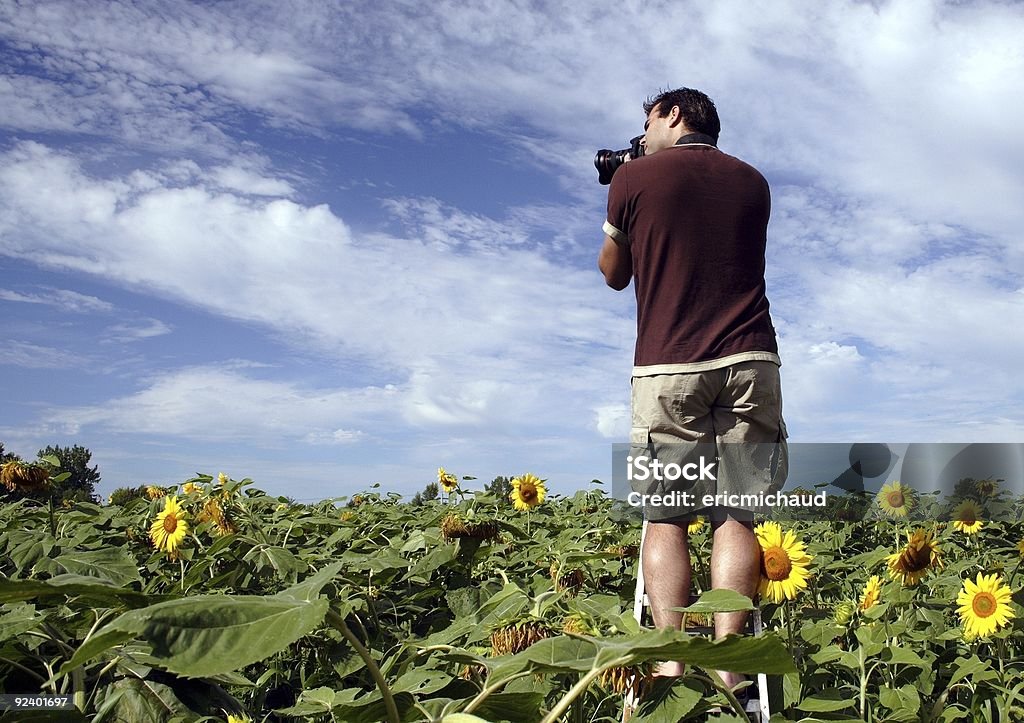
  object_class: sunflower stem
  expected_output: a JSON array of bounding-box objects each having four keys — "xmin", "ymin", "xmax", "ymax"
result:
[
  {"xmin": 540, "ymin": 666, "xmax": 608, "ymax": 723},
  {"xmin": 327, "ymin": 609, "xmax": 400, "ymax": 723},
  {"xmin": 461, "ymin": 670, "xmax": 534, "ymax": 715}
]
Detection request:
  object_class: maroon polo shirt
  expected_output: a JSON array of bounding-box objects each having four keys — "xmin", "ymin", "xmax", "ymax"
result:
[{"xmin": 605, "ymin": 140, "xmax": 779, "ymax": 369}]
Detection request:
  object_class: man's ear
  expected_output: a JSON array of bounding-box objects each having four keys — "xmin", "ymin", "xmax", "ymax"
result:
[{"xmin": 667, "ymin": 105, "xmax": 684, "ymax": 127}]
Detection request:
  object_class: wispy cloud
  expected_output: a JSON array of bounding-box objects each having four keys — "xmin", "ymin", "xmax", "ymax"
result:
[
  {"xmin": 102, "ymin": 318, "xmax": 172, "ymax": 342},
  {"xmin": 0, "ymin": 287, "xmax": 113, "ymax": 313},
  {"xmin": 0, "ymin": 339, "xmax": 80, "ymax": 369}
]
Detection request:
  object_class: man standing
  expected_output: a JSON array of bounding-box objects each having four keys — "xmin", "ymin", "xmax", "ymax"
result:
[{"xmin": 599, "ymin": 88, "xmax": 787, "ymax": 690}]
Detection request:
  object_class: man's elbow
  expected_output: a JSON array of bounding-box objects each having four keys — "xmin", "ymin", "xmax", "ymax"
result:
[
  {"xmin": 599, "ymin": 261, "xmax": 631, "ymax": 290},
  {"xmin": 604, "ymin": 272, "xmax": 631, "ymax": 290}
]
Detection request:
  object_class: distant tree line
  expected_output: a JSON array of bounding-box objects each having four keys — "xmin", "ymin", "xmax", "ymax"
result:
[
  {"xmin": 0, "ymin": 441, "xmax": 101, "ymax": 505},
  {"xmin": 410, "ymin": 475, "xmax": 513, "ymax": 505}
]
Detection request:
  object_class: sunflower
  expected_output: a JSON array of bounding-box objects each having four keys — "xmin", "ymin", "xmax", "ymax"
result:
[
  {"xmin": 197, "ymin": 497, "xmax": 237, "ymax": 536},
  {"xmin": 974, "ymin": 478, "xmax": 999, "ymax": 499},
  {"xmin": 182, "ymin": 481, "xmax": 202, "ymax": 495},
  {"xmin": 957, "ymin": 572, "xmax": 1015, "ymax": 640},
  {"xmin": 145, "ymin": 485, "xmax": 164, "ymax": 500},
  {"xmin": 951, "ymin": 499, "xmax": 985, "ymax": 534},
  {"xmin": 1017, "ymin": 539, "xmax": 1024, "ymax": 559},
  {"xmin": 887, "ymin": 528, "xmax": 942, "ymax": 586},
  {"xmin": 687, "ymin": 516, "xmax": 706, "ymax": 534},
  {"xmin": 150, "ymin": 495, "xmax": 189, "ymax": 555},
  {"xmin": 599, "ymin": 663, "xmax": 654, "ymax": 698},
  {"xmin": 226, "ymin": 715, "xmax": 252, "ymax": 723},
  {"xmin": 437, "ymin": 467, "xmax": 458, "ymax": 493},
  {"xmin": 440, "ymin": 512, "xmax": 469, "ymax": 541},
  {"xmin": 1, "ymin": 461, "xmax": 50, "ymax": 492},
  {"xmin": 510, "ymin": 473, "xmax": 546, "ymax": 511},
  {"xmin": 754, "ymin": 521, "xmax": 813, "ymax": 603},
  {"xmin": 490, "ymin": 619, "xmax": 552, "ymax": 655},
  {"xmin": 876, "ymin": 481, "xmax": 915, "ymax": 517},
  {"xmin": 859, "ymin": 575, "xmax": 883, "ymax": 611},
  {"xmin": 218, "ymin": 472, "xmax": 230, "ymax": 486}
]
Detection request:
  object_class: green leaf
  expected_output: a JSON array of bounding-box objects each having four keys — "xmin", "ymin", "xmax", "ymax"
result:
[
  {"xmin": 248, "ymin": 545, "xmax": 305, "ymax": 578},
  {"xmin": 275, "ymin": 687, "xmax": 416, "ymax": 722},
  {"xmin": 53, "ymin": 548, "xmax": 142, "ymax": 586},
  {"xmin": 522, "ymin": 635, "xmax": 598, "ymax": 672},
  {"xmin": 675, "ymin": 589, "xmax": 754, "ymax": 614},
  {"xmin": 0, "ymin": 603, "xmax": 46, "ymax": 643},
  {"xmin": 631, "ymin": 677, "xmax": 703, "ymax": 722},
  {"xmin": 591, "ymin": 629, "xmax": 796, "ymax": 675},
  {"xmin": 879, "ymin": 684, "xmax": 920, "ymax": 718},
  {"xmin": 796, "ymin": 691, "xmax": 857, "ymax": 712},
  {"xmin": 57, "ymin": 626, "xmax": 138, "ymax": 677},
  {"xmin": 949, "ymin": 655, "xmax": 998, "ymax": 687},
  {"xmin": 98, "ymin": 593, "xmax": 329, "ymax": 677},
  {"xmin": 393, "ymin": 668, "xmax": 453, "ymax": 695},
  {"xmin": 471, "ymin": 691, "xmax": 546, "ymax": 722},
  {"xmin": 447, "ymin": 587, "xmax": 480, "ymax": 618},
  {"xmin": 99, "ymin": 677, "xmax": 199, "ymax": 722},
  {"xmin": 273, "ymin": 561, "xmax": 344, "ymax": 603},
  {"xmin": 408, "ymin": 544, "xmax": 459, "ymax": 581},
  {"xmin": 521, "ymin": 629, "xmax": 795, "ymax": 677},
  {"xmin": 880, "ymin": 645, "xmax": 928, "ymax": 668},
  {"xmin": 6, "ymin": 530, "xmax": 55, "ymax": 575},
  {"xmin": 0, "ymin": 575, "xmax": 152, "ymax": 607}
]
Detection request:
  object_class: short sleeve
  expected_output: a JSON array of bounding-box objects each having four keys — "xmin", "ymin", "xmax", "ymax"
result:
[{"xmin": 605, "ymin": 167, "xmax": 630, "ymax": 245}]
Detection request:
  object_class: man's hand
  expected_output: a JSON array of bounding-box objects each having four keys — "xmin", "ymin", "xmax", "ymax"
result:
[{"xmin": 599, "ymin": 235, "xmax": 632, "ymax": 290}]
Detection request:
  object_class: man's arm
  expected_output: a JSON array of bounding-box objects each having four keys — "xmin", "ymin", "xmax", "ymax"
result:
[{"xmin": 599, "ymin": 235, "xmax": 632, "ymax": 290}]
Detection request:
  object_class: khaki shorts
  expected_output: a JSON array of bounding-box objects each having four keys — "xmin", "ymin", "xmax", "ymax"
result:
[{"xmin": 630, "ymin": 361, "xmax": 788, "ymax": 521}]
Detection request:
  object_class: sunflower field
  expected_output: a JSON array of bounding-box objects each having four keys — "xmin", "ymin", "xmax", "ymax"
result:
[{"xmin": 2, "ymin": 461, "xmax": 1024, "ymax": 722}]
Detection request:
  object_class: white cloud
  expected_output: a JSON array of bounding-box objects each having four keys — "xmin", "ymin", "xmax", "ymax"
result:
[
  {"xmin": 103, "ymin": 318, "xmax": 172, "ymax": 342},
  {"xmin": 45, "ymin": 364, "xmax": 388, "ymax": 442},
  {"xmin": 0, "ymin": 287, "xmax": 113, "ymax": 313},
  {"xmin": 0, "ymin": 340, "xmax": 80, "ymax": 369},
  {"xmin": 209, "ymin": 165, "xmax": 296, "ymax": 197},
  {"xmin": 0, "ymin": 143, "xmax": 633, "ymax": 451}
]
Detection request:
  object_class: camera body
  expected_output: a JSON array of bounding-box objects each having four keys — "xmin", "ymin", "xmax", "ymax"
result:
[{"xmin": 594, "ymin": 135, "xmax": 644, "ymax": 185}]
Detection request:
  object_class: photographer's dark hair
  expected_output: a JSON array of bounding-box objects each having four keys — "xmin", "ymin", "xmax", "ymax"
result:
[{"xmin": 644, "ymin": 88, "xmax": 721, "ymax": 142}]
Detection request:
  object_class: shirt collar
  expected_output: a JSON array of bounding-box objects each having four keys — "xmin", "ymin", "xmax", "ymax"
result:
[{"xmin": 674, "ymin": 132, "xmax": 718, "ymax": 147}]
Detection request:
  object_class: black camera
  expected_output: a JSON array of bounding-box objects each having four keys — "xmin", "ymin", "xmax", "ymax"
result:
[{"xmin": 594, "ymin": 135, "xmax": 644, "ymax": 185}]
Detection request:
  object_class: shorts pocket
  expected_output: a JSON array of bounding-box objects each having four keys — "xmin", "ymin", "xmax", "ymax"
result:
[{"xmin": 630, "ymin": 425, "xmax": 651, "ymax": 446}]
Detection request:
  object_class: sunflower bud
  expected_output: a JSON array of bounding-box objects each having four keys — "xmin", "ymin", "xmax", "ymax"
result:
[{"xmin": 833, "ymin": 601, "xmax": 855, "ymax": 625}]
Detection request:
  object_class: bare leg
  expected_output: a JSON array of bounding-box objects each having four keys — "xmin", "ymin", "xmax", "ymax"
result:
[
  {"xmin": 710, "ymin": 514, "xmax": 759, "ymax": 688},
  {"xmin": 641, "ymin": 520, "xmax": 690, "ymax": 676}
]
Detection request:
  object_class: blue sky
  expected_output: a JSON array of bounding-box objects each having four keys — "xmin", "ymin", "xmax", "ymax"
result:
[{"xmin": 1, "ymin": 1, "xmax": 1022, "ymax": 503}]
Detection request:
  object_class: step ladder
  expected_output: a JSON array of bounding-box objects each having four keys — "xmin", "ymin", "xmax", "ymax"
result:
[{"xmin": 625, "ymin": 520, "xmax": 771, "ymax": 722}]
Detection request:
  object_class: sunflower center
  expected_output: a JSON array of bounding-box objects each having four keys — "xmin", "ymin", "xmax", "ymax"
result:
[
  {"xmin": 520, "ymin": 485, "xmax": 537, "ymax": 503},
  {"xmin": 762, "ymin": 547, "xmax": 792, "ymax": 581},
  {"xmin": 972, "ymin": 592, "xmax": 997, "ymax": 618},
  {"xmin": 886, "ymin": 490, "xmax": 905, "ymax": 508},
  {"xmin": 900, "ymin": 545, "xmax": 932, "ymax": 573},
  {"xmin": 163, "ymin": 514, "xmax": 179, "ymax": 533},
  {"xmin": 958, "ymin": 512, "xmax": 977, "ymax": 525}
]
